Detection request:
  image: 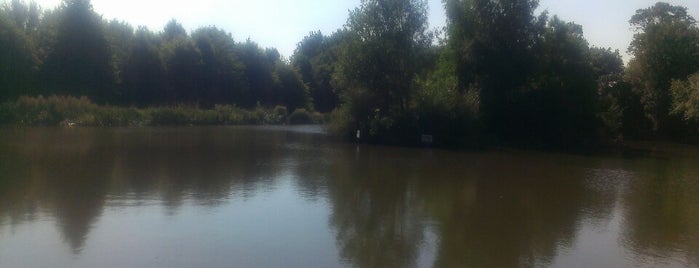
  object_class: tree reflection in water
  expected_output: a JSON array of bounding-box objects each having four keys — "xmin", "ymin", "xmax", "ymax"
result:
[
  {"xmin": 314, "ymin": 147, "xmax": 613, "ymax": 267},
  {"xmin": 0, "ymin": 127, "xmax": 698, "ymax": 267},
  {"xmin": 619, "ymin": 149, "xmax": 699, "ymax": 267},
  {"xmin": 0, "ymin": 127, "xmax": 294, "ymax": 253}
]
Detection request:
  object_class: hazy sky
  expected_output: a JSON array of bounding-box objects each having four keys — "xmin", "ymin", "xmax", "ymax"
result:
[{"xmin": 28, "ymin": 0, "xmax": 699, "ymax": 62}]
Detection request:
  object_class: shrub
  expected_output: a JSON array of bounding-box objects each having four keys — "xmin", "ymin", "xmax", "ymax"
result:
[
  {"xmin": 10, "ymin": 95, "xmax": 98, "ymax": 125},
  {"xmin": 0, "ymin": 95, "xmax": 325, "ymax": 127},
  {"xmin": 267, "ymin": 105, "xmax": 288, "ymax": 124},
  {"xmin": 149, "ymin": 106, "xmax": 191, "ymax": 125},
  {"xmin": 288, "ymin": 108, "xmax": 313, "ymax": 124},
  {"xmin": 213, "ymin": 105, "xmax": 235, "ymax": 124},
  {"xmin": 326, "ymin": 106, "xmax": 355, "ymax": 138}
]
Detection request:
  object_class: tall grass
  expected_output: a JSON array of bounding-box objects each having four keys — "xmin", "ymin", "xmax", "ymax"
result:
[
  {"xmin": 0, "ymin": 96, "xmax": 323, "ymax": 126},
  {"xmin": 0, "ymin": 95, "xmax": 143, "ymax": 126}
]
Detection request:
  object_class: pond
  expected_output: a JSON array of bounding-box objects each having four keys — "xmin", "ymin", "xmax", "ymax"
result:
[{"xmin": 0, "ymin": 126, "xmax": 697, "ymax": 267}]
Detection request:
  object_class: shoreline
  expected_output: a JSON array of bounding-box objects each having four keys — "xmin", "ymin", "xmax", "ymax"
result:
[{"xmin": 0, "ymin": 95, "xmax": 324, "ymax": 127}]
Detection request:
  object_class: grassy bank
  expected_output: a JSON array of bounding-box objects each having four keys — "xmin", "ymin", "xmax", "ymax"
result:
[{"xmin": 0, "ymin": 96, "xmax": 324, "ymax": 126}]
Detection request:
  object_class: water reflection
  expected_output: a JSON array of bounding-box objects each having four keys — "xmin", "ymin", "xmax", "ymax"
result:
[
  {"xmin": 619, "ymin": 152, "xmax": 699, "ymax": 267},
  {"xmin": 1, "ymin": 127, "xmax": 698, "ymax": 267},
  {"xmin": 323, "ymin": 146, "xmax": 428, "ymax": 267},
  {"xmin": 315, "ymin": 149, "xmax": 611, "ymax": 267},
  {"xmin": 0, "ymin": 127, "xmax": 304, "ymax": 254}
]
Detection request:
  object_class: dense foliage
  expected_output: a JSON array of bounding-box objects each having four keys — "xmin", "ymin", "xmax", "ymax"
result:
[
  {"xmin": 0, "ymin": 95, "xmax": 321, "ymax": 126},
  {"xmin": 0, "ymin": 0, "xmax": 310, "ymax": 110},
  {"xmin": 671, "ymin": 72, "xmax": 699, "ymax": 121},
  {"xmin": 625, "ymin": 2, "xmax": 699, "ymax": 139},
  {"xmin": 2, "ymin": 0, "xmax": 699, "ymax": 148}
]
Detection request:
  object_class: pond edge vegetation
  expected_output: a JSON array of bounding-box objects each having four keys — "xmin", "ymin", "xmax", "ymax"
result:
[{"xmin": 0, "ymin": 95, "xmax": 323, "ymax": 126}]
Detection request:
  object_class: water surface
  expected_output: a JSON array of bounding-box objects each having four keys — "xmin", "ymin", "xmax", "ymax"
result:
[{"xmin": 1, "ymin": 126, "xmax": 697, "ymax": 267}]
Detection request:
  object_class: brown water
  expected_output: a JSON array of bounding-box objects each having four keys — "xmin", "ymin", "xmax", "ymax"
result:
[{"xmin": 0, "ymin": 126, "xmax": 697, "ymax": 268}]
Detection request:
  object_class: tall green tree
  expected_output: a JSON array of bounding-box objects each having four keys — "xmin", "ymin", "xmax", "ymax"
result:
[
  {"xmin": 445, "ymin": 0, "xmax": 543, "ymax": 142},
  {"xmin": 527, "ymin": 16, "xmax": 599, "ymax": 147},
  {"xmin": 0, "ymin": 6, "xmax": 38, "ymax": 101},
  {"xmin": 625, "ymin": 2, "xmax": 699, "ymax": 137},
  {"xmin": 236, "ymin": 40, "xmax": 280, "ymax": 107},
  {"xmin": 192, "ymin": 26, "xmax": 246, "ymax": 107},
  {"xmin": 412, "ymin": 45, "xmax": 481, "ymax": 147},
  {"xmin": 293, "ymin": 31, "xmax": 324, "ymax": 85},
  {"xmin": 33, "ymin": 6, "xmax": 59, "ymax": 61},
  {"xmin": 333, "ymin": 0, "xmax": 433, "ymax": 142},
  {"xmin": 162, "ymin": 19, "xmax": 186, "ymax": 42},
  {"xmin": 591, "ymin": 47, "xmax": 650, "ymax": 140},
  {"xmin": 120, "ymin": 26, "xmax": 163, "ymax": 105},
  {"xmin": 274, "ymin": 62, "xmax": 310, "ymax": 111},
  {"xmin": 292, "ymin": 30, "xmax": 346, "ymax": 112},
  {"xmin": 292, "ymin": 31, "xmax": 325, "ymax": 109},
  {"xmin": 104, "ymin": 19, "xmax": 133, "ymax": 84},
  {"xmin": 40, "ymin": 0, "xmax": 114, "ymax": 101},
  {"xmin": 160, "ymin": 25, "xmax": 202, "ymax": 103},
  {"xmin": 4, "ymin": 0, "xmax": 40, "ymax": 35},
  {"xmin": 446, "ymin": 0, "xmax": 610, "ymax": 148}
]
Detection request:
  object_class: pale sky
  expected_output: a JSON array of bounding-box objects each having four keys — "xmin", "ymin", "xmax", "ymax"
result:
[{"xmin": 23, "ymin": 0, "xmax": 699, "ymax": 62}]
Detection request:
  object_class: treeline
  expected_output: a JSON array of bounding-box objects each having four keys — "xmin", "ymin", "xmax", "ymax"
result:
[
  {"xmin": 2, "ymin": 0, "xmax": 699, "ymax": 149},
  {"xmin": 312, "ymin": 0, "xmax": 699, "ymax": 149},
  {"xmin": 1, "ymin": 0, "xmax": 310, "ymax": 111}
]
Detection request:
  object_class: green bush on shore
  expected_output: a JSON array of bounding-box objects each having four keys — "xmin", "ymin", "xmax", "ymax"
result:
[
  {"xmin": 6, "ymin": 95, "xmax": 149, "ymax": 126},
  {"xmin": 0, "ymin": 96, "xmax": 323, "ymax": 126},
  {"xmin": 287, "ymin": 108, "xmax": 324, "ymax": 124}
]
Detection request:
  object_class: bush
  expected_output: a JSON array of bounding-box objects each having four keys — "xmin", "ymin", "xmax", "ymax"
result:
[
  {"xmin": 288, "ymin": 108, "xmax": 313, "ymax": 124},
  {"xmin": 10, "ymin": 95, "xmax": 97, "ymax": 125},
  {"xmin": 268, "ymin": 105, "xmax": 288, "ymax": 124},
  {"xmin": 149, "ymin": 106, "xmax": 195, "ymax": 125},
  {"xmin": 0, "ymin": 96, "xmax": 326, "ymax": 127},
  {"xmin": 326, "ymin": 106, "xmax": 355, "ymax": 138}
]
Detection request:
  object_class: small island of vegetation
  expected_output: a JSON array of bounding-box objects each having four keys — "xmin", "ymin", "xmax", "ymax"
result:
[{"xmin": 1, "ymin": 0, "xmax": 698, "ymax": 151}]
